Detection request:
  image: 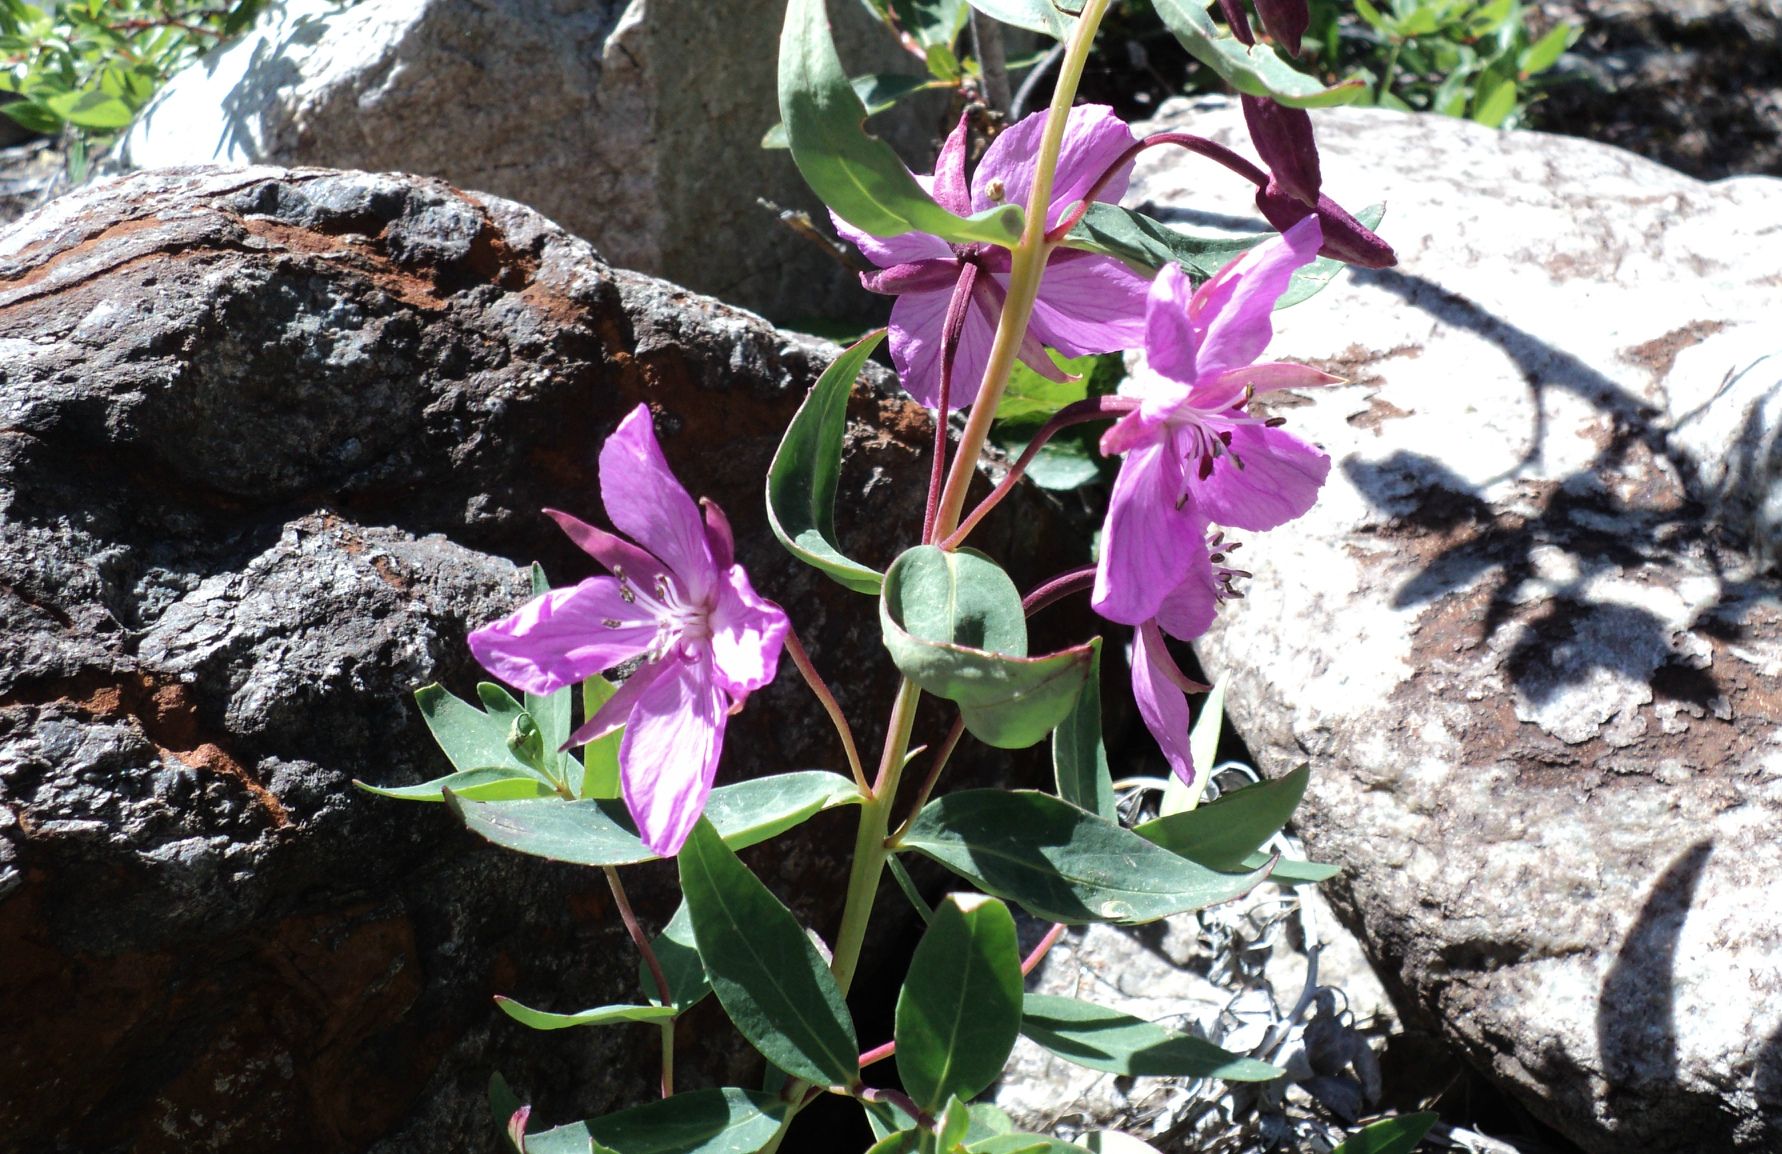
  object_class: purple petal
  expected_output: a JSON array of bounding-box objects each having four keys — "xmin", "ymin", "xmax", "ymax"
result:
[
  {"xmin": 1241, "ymin": 96, "xmax": 1320, "ymax": 207},
  {"xmin": 861, "ymin": 258, "xmax": 961, "ymax": 296},
  {"xmin": 1142, "ymin": 262, "xmax": 1202, "ymax": 383},
  {"xmin": 1191, "ymin": 216, "xmax": 1323, "ymax": 380},
  {"xmin": 1100, "ymin": 386, "xmax": 1183, "ymax": 456},
  {"xmin": 701, "ymin": 499, "xmax": 735, "ymax": 570},
  {"xmin": 931, "ymin": 112, "xmax": 972, "ymax": 216},
  {"xmin": 468, "ymin": 577, "xmax": 656, "ymax": 696},
  {"xmin": 1132, "ymin": 620, "xmax": 1197, "ymax": 785},
  {"xmin": 707, "ymin": 565, "xmax": 789, "ymax": 698},
  {"xmin": 620, "ymin": 655, "xmax": 728, "ymax": 856},
  {"xmin": 599, "ymin": 406, "xmax": 717, "ymax": 602},
  {"xmin": 1026, "ymin": 249, "xmax": 1150, "ymax": 357},
  {"xmin": 1154, "ymin": 551, "xmax": 1220, "ymax": 642},
  {"xmin": 888, "ymin": 276, "xmax": 1001, "ymax": 411},
  {"xmin": 1212, "ymin": 361, "xmax": 1343, "ymax": 397},
  {"xmin": 544, "ymin": 508, "xmax": 665, "ymax": 587},
  {"xmin": 887, "ymin": 284, "xmax": 954, "ymax": 409},
  {"xmin": 562, "ymin": 658, "xmax": 670, "ymax": 750},
  {"xmin": 829, "ymin": 208, "xmax": 952, "ymax": 268},
  {"xmin": 973, "ymin": 105, "xmax": 1136, "ymax": 230},
  {"xmin": 1255, "ymin": 183, "xmax": 1397, "ymax": 269},
  {"xmin": 1196, "ymin": 421, "xmax": 1330, "ymax": 531},
  {"xmin": 1091, "ymin": 442, "xmax": 1195, "ymax": 625}
]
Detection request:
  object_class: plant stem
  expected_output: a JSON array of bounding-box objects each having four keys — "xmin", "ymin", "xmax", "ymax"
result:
[
  {"xmin": 758, "ymin": 680, "xmax": 925, "ymax": 1153},
  {"xmin": 603, "ymin": 866, "xmax": 674, "ymax": 1098},
  {"xmin": 1021, "ymin": 922, "xmax": 1067, "ymax": 975},
  {"xmin": 941, "ymin": 395, "xmax": 1134, "ymax": 548},
  {"xmin": 833, "ymin": 678, "xmax": 922, "ymax": 993},
  {"xmin": 929, "ymin": 0, "xmax": 1117, "ymax": 545},
  {"xmin": 783, "ymin": 625, "xmax": 869, "ymax": 794},
  {"xmin": 886, "ymin": 714, "xmax": 964, "ymax": 846}
]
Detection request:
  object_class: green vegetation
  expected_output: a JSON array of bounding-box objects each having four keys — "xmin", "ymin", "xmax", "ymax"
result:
[{"xmin": 0, "ymin": 0, "xmax": 271, "ymax": 176}]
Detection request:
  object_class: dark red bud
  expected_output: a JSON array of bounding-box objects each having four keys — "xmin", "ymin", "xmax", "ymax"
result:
[
  {"xmin": 1216, "ymin": 0, "xmax": 1256, "ymax": 44},
  {"xmin": 1256, "ymin": 179, "xmax": 1398, "ymax": 269},
  {"xmin": 1241, "ymin": 95, "xmax": 1321, "ymax": 207},
  {"xmin": 1254, "ymin": 0, "xmax": 1309, "ymax": 56}
]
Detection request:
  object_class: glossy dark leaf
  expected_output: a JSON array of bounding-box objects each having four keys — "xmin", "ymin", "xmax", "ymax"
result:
[
  {"xmin": 896, "ymin": 895, "xmax": 1023, "ymax": 1111},
  {"xmin": 1021, "ymin": 994, "xmax": 1281, "ymax": 1080},
  {"xmin": 680, "ymin": 820, "xmax": 859, "ymax": 1087},
  {"xmin": 900, "ymin": 790, "xmax": 1273, "ymax": 924},
  {"xmin": 766, "ymin": 329, "xmax": 888, "ymax": 594}
]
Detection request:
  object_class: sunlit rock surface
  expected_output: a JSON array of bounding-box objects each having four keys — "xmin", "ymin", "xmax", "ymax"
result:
[{"xmin": 1129, "ymin": 96, "xmax": 1782, "ymax": 1152}]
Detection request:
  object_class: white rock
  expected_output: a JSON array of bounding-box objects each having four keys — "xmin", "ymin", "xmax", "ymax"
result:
[
  {"xmin": 1126, "ymin": 96, "xmax": 1782, "ymax": 1152},
  {"xmin": 117, "ymin": 0, "xmax": 935, "ymax": 322}
]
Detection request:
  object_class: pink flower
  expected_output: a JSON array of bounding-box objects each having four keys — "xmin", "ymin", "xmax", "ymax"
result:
[
  {"xmin": 835, "ymin": 105, "xmax": 1150, "ymax": 410},
  {"xmin": 468, "ymin": 405, "xmax": 789, "ymax": 856},
  {"xmin": 1092, "ymin": 218, "xmax": 1335, "ymax": 781},
  {"xmin": 1092, "ymin": 216, "xmax": 1336, "ymax": 632}
]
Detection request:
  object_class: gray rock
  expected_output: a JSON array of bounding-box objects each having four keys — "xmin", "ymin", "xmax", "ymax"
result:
[
  {"xmin": 1127, "ymin": 97, "xmax": 1782, "ymax": 1152},
  {"xmin": 0, "ymin": 165, "xmax": 1078, "ymax": 1153},
  {"xmin": 114, "ymin": 0, "xmax": 944, "ymax": 324}
]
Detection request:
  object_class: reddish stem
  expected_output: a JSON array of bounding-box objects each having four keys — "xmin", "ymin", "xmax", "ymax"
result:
[
  {"xmin": 942, "ymin": 395, "xmax": 1134, "ymax": 550},
  {"xmin": 860, "ymin": 1039, "xmax": 897, "ymax": 1068},
  {"xmin": 1045, "ymin": 131, "xmax": 1272, "ymax": 244},
  {"xmin": 923, "ymin": 264, "xmax": 981, "ymax": 544},
  {"xmin": 1021, "ymin": 566, "xmax": 1097, "ymax": 617},
  {"xmin": 783, "ymin": 625, "xmax": 868, "ymax": 794},
  {"xmin": 1022, "ymin": 922, "xmax": 1067, "ymax": 976}
]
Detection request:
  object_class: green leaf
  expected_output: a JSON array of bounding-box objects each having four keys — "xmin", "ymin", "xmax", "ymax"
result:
[
  {"xmin": 1064, "ymin": 203, "xmax": 1388, "ymax": 302},
  {"xmin": 1062, "ymin": 203, "xmax": 1256, "ymax": 277},
  {"xmin": 964, "ymin": 0, "xmax": 1075, "ymax": 39},
  {"xmin": 766, "ymin": 329, "xmax": 888, "ymax": 595},
  {"xmin": 1328, "ymin": 1112, "xmax": 1440, "ymax": 1154},
  {"xmin": 880, "ymin": 546, "xmax": 1093, "ymax": 749},
  {"xmin": 580, "ymin": 676, "xmax": 622, "ymax": 799},
  {"xmin": 680, "ymin": 819, "xmax": 859, "ymax": 1087},
  {"xmin": 700, "ymin": 770, "xmax": 865, "ymax": 850},
  {"xmin": 641, "ymin": 899, "xmax": 712, "ymax": 1012},
  {"xmin": 896, "ymin": 894, "xmax": 1023, "ymax": 1111},
  {"xmin": 1135, "ymin": 765, "xmax": 1310, "ymax": 869},
  {"xmin": 968, "ymin": 1136, "xmax": 1079, "ymax": 1154},
  {"xmin": 1152, "ymin": 0, "xmax": 1366, "ymax": 108},
  {"xmin": 490, "ymin": 1072, "xmax": 524, "ymax": 1154},
  {"xmin": 494, "ymin": 996, "xmax": 678, "ymax": 1031},
  {"xmin": 892, "ymin": 0, "xmax": 969, "ymax": 49},
  {"xmin": 779, "ymin": 0, "xmax": 1025, "ymax": 245},
  {"xmin": 900, "ymin": 790, "xmax": 1273, "ymax": 924},
  {"xmin": 0, "ymin": 98, "xmax": 64, "ymax": 134},
  {"xmin": 864, "ymin": 1133, "xmax": 917, "ymax": 1154},
  {"xmin": 1053, "ymin": 638, "xmax": 1115, "ymax": 820},
  {"xmin": 763, "ymin": 73, "xmax": 939, "ymax": 149},
  {"xmin": 450, "ymin": 793, "xmax": 656, "ymax": 865},
  {"xmin": 887, "ymin": 855, "xmax": 936, "ymax": 922},
  {"xmin": 1020, "ymin": 995, "xmax": 1281, "ymax": 1080},
  {"xmin": 936, "ymin": 1097, "xmax": 973, "ymax": 1151},
  {"xmin": 449, "ymin": 771, "xmax": 861, "ymax": 867},
  {"xmin": 1240, "ymin": 852, "xmax": 1339, "ymax": 883},
  {"xmin": 1518, "ymin": 22, "xmax": 1575, "ymax": 76},
  {"xmin": 43, "ymin": 86, "xmax": 133, "ymax": 128},
  {"xmin": 520, "ymin": 1088, "xmax": 788, "ymax": 1154},
  {"xmin": 414, "ymin": 683, "xmax": 537, "ymax": 776},
  {"xmin": 355, "ymin": 765, "xmax": 559, "ymax": 804},
  {"xmin": 1469, "ymin": 71, "xmax": 1518, "ymax": 127}
]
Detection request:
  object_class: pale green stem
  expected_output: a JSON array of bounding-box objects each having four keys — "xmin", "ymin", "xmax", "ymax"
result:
[
  {"xmin": 928, "ymin": 0, "xmax": 1117, "ymax": 544},
  {"xmin": 757, "ymin": 679, "xmax": 924, "ymax": 1153}
]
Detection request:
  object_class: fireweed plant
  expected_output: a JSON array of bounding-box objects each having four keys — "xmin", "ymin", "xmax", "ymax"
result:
[{"xmin": 367, "ymin": 0, "xmax": 1412, "ymax": 1151}]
